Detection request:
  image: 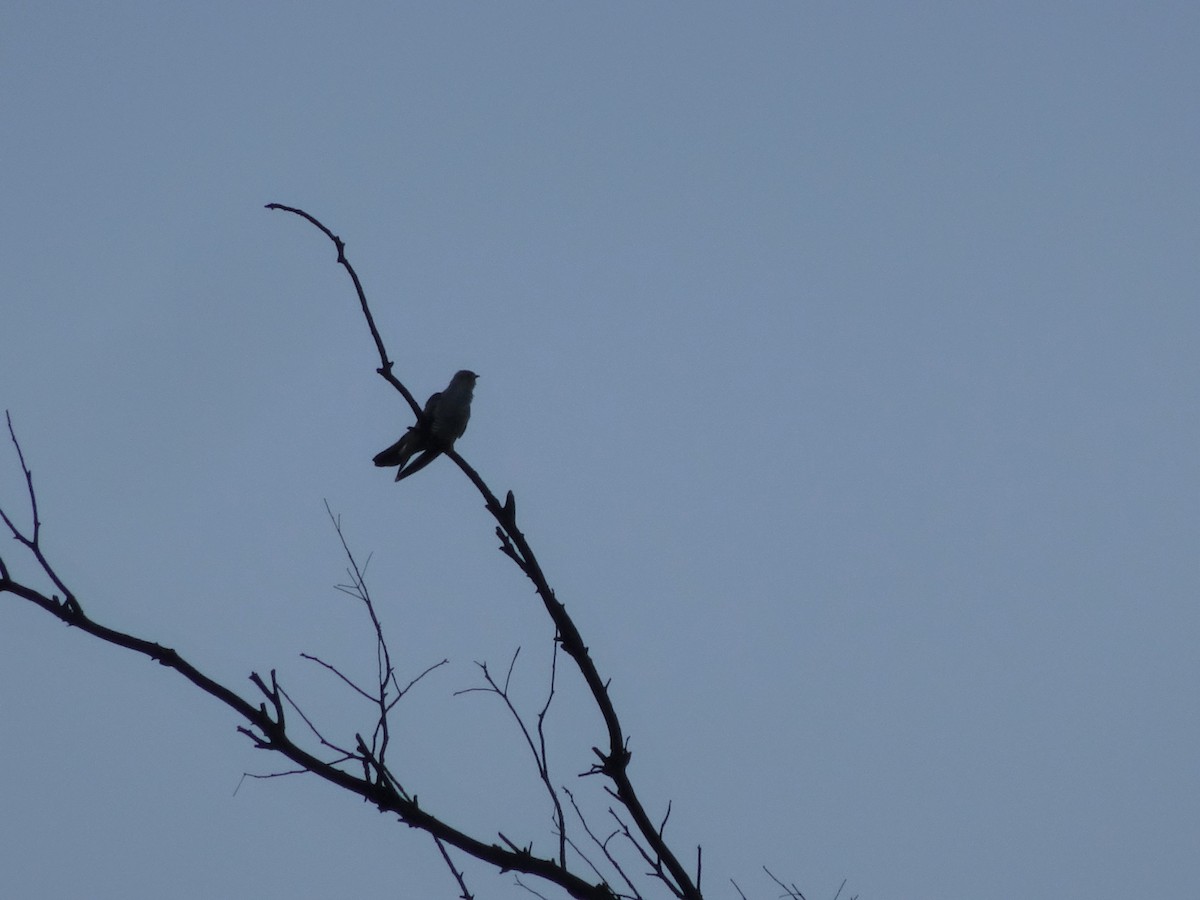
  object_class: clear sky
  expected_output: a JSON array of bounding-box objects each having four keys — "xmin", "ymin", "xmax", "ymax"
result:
[{"xmin": 2, "ymin": 4, "xmax": 1197, "ymax": 899}]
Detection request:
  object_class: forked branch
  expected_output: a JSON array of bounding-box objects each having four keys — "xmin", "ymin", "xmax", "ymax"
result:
[
  {"xmin": 266, "ymin": 203, "xmax": 701, "ymax": 900},
  {"xmin": 0, "ymin": 416, "xmax": 615, "ymax": 900}
]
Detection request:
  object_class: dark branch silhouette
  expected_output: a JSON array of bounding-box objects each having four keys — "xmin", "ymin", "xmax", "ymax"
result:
[
  {"xmin": 1, "ymin": 417, "xmax": 615, "ymax": 900},
  {"xmin": 1, "ymin": 209, "xmax": 837, "ymax": 899},
  {"xmin": 266, "ymin": 203, "xmax": 700, "ymax": 899}
]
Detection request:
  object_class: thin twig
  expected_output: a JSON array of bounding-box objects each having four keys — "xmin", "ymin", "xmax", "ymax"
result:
[
  {"xmin": 456, "ymin": 653, "xmax": 570, "ymax": 865},
  {"xmin": 2, "ymin": 413, "xmax": 79, "ymax": 612},
  {"xmin": 609, "ymin": 808, "xmax": 683, "ymax": 899},
  {"xmin": 323, "ymin": 500, "xmax": 399, "ymax": 764},
  {"xmin": 764, "ymin": 866, "xmax": 807, "ymax": 900},
  {"xmin": 276, "ymin": 682, "xmax": 355, "ymax": 758},
  {"xmin": 565, "ymin": 787, "xmax": 642, "ymax": 900},
  {"xmin": 300, "ymin": 653, "xmax": 376, "ymax": 701},
  {"xmin": 434, "ymin": 836, "xmax": 475, "ymax": 900}
]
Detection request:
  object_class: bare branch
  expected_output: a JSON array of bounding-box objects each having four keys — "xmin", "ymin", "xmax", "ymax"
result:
[
  {"xmin": 609, "ymin": 808, "xmax": 683, "ymax": 899},
  {"xmin": 322, "ymin": 500, "xmax": 409, "ymax": 766},
  {"xmin": 764, "ymin": 866, "xmax": 807, "ymax": 900},
  {"xmin": 457, "ymin": 653, "xmax": 570, "ymax": 867},
  {"xmin": 0, "ymin": 448, "xmax": 618, "ymax": 900},
  {"xmin": 2, "ymin": 206, "xmax": 730, "ymax": 900},
  {"xmin": 263, "ymin": 204, "xmax": 421, "ymax": 419},
  {"xmin": 513, "ymin": 876, "xmax": 554, "ymax": 900},
  {"xmin": 565, "ymin": 787, "xmax": 643, "ymax": 900},
  {"xmin": 276, "ymin": 682, "xmax": 356, "ymax": 759},
  {"xmin": 434, "ymin": 836, "xmax": 475, "ymax": 900},
  {"xmin": 2, "ymin": 412, "xmax": 80, "ymax": 612},
  {"xmin": 396, "ymin": 658, "xmax": 450, "ymax": 697},
  {"xmin": 300, "ymin": 652, "xmax": 377, "ymax": 702},
  {"xmin": 444, "ymin": 439, "xmax": 701, "ymax": 898},
  {"xmin": 504, "ymin": 645, "xmax": 521, "ymax": 694},
  {"xmin": 266, "ymin": 206, "xmax": 697, "ymax": 900}
]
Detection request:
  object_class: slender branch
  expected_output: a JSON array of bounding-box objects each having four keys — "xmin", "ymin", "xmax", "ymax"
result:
[
  {"xmin": 2, "ymin": 412, "xmax": 80, "ymax": 612},
  {"xmin": 538, "ymin": 634, "xmax": 565, "ymax": 865},
  {"xmin": 397, "ymin": 658, "xmax": 451, "ymax": 697},
  {"xmin": 609, "ymin": 807, "xmax": 683, "ymax": 898},
  {"xmin": 764, "ymin": 866, "xmax": 807, "ymax": 900},
  {"xmin": 513, "ymin": 876, "xmax": 554, "ymax": 900},
  {"xmin": 434, "ymin": 836, "xmax": 475, "ymax": 900},
  {"xmin": 264, "ymin": 204, "xmax": 421, "ymax": 419},
  {"xmin": 322, "ymin": 500, "xmax": 398, "ymax": 763},
  {"xmin": 456, "ymin": 651, "xmax": 569, "ymax": 866},
  {"xmin": 565, "ymin": 787, "xmax": 643, "ymax": 900},
  {"xmin": 276, "ymin": 682, "xmax": 356, "ymax": 759},
  {"xmin": 299, "ymin": 652, "xmax": 377, "ymax": 702},
  {"xmin": 266, "ymin": 205, "xmax": 701, "ymax": 900},
  {"xmin": 458, "ymin": 445, "xmax": 698, "ymax": 897}
]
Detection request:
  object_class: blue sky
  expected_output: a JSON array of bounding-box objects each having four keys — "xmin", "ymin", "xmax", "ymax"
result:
[{"xmin": 2, "ymin": 4, "xmax": 1197, "ymax": 899}]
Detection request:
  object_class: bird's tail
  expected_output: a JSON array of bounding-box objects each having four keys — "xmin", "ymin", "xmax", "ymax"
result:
[
  {"xmin": 373, "ymin": 431, "xmax": 417, "ymax": 468},
  {"xmin": 394, "ymin": 449, "xmax": 442, "ymax": 481}
]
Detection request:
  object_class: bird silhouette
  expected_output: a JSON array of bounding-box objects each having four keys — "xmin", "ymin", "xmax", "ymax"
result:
[{"xmin": 373, "ymin": 370, "xmax": 478, "ymax": 481}]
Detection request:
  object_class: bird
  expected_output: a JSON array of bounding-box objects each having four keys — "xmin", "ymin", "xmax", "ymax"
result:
[{"xmin": 373, "ymin": 370, "xmax": 478, "ymax": 481}]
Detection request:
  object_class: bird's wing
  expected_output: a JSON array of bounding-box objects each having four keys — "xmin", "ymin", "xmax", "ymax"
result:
[
  {"xmin": 374, "ymin": 389, "xmax": 444, "ymax": 469},
  {"xmin": 423, "ymin": 391, "xmax": 442, "ymax": 418}
]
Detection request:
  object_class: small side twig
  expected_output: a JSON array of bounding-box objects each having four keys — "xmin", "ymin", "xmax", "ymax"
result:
[
  {"xmin": 456, "ymin": 649, "xmax": 569, "ymax": 866},
  {"xmin": 434, "ymin": 836, "xmax": 475, "ymax": 900},
  {"xmin": 764, "ymin": 865, "xmax": 807, "ymax": 900},
  {"xmin": 609, "ymin": 808, "xmax": 683, "ymax": 899},
  {"xmin": 565, "ymin": 786, "xmax": 642, "ymax": 900},
  {"xmin": 314, "ymin": 501, "xmax": 446, "ymax": 768},
  {"xmin": 1, "ymin": 412, "xmax": 80, "ymax": 613}
]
